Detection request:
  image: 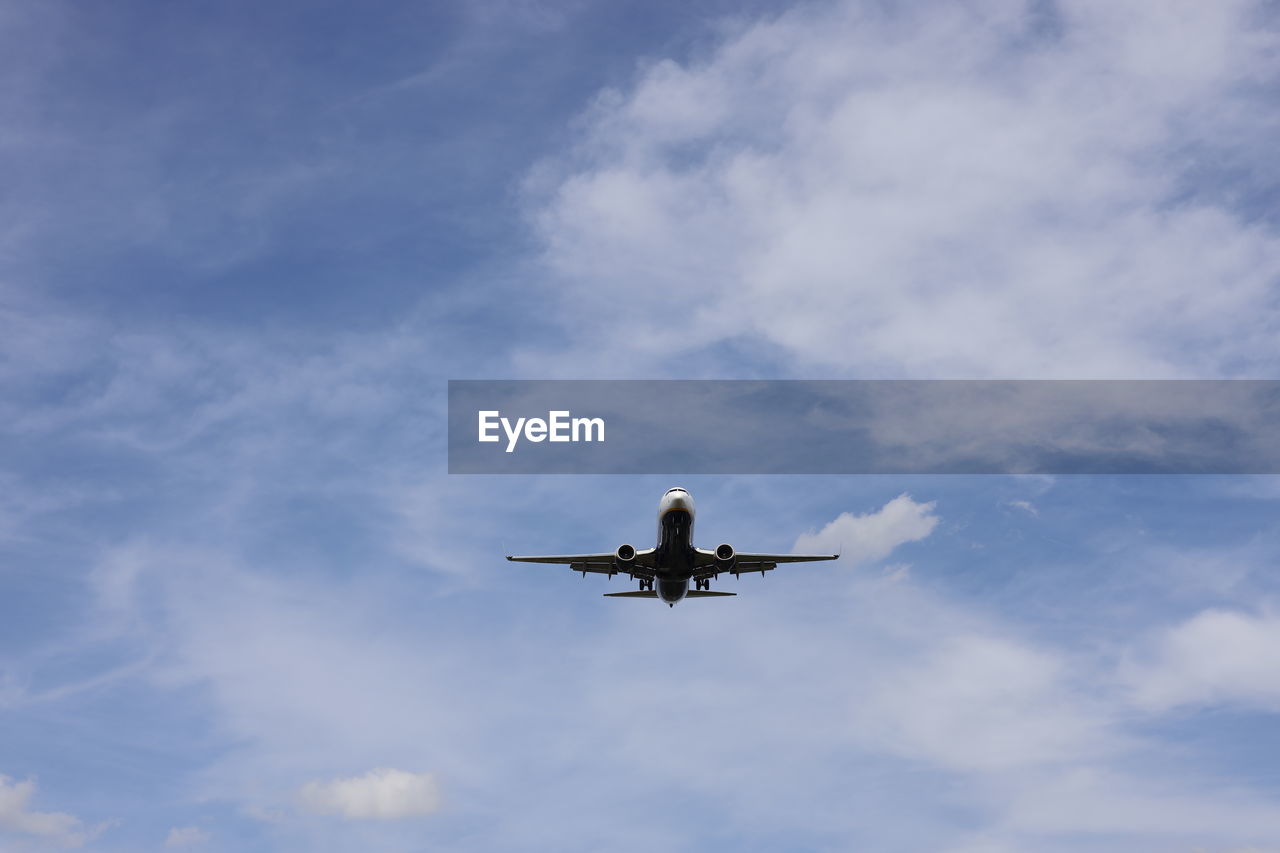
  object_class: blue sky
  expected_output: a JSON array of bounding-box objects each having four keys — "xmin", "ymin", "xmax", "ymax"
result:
[{"xmin": 4, "ymin": 1, "xmax": 1280, "ymax": 850}]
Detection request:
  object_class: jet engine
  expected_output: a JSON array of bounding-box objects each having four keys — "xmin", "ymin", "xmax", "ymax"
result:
[
  {"xmin": 615, "ymin": 543, "xmax": 637, "ymax": 569},
  {"xmin": 714, "ymin": 542, "xmax": 736, "ymax": 572}
]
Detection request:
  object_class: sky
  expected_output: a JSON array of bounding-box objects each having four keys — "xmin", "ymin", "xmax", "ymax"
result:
[{"xmin": 3, "ymin": 0, "xmax": 1280, "ymax": 850}]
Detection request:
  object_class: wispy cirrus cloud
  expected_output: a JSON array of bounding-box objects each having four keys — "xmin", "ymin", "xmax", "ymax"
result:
[{"xmin": 163, "ymin": 826, "xmax": 210, "ymax": 848}]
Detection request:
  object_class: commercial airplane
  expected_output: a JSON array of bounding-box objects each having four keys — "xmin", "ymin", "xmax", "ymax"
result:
[{"xmin": 506, "ymin": 488, "xmax": 839, "ymax": 607}]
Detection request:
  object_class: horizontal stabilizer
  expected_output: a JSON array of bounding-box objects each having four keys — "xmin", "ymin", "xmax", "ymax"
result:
[{"xmin": 686, "ymin": 590, "xmax": 736, "ymax": 597}]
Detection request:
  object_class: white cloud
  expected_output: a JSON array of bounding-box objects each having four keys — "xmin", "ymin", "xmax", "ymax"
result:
[
  {"xmin": 999, "ymin": 767, "xmax": 1280, "ymax": 840},
  {"xmin": 793, "ymin": 493, "xmax": 937, "ymax": 561},
  {"xmin": 526, "ymin": 0, "xmax": 1280, "ymax": 379},
  {"xmin": 1007, "ymin": 500, "xmax": 1038, "ymax": 517},
  {"xmin": 849, "ymin": 634, "xmax": 1113, "ymax": 771},
  {"xmin": 87, "ymin": 501, "xmax": 1280, "ymax": 850},
  {"xmin": 164, "ymin": 826, "xmax": 211, "ymax": 847},
  {"xmin": 0, "ymin": 775, "xmax": 99, "ymax": 848},
  {"xmin": 1123, "ymin": 608, "xmax": 1280, "ymax": 712},
  {"xmin": 297, "ymin": 768, "xmax": 441, "ymax": 820}
]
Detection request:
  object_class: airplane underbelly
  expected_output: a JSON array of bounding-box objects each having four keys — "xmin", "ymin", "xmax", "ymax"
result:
[
  {"xmin": 657, "ymin": 579, "xmax": 688, "ymax": 603},
  {"xmin": 658, "ymin": 509, "xmax": 694, "ymax": 563}
]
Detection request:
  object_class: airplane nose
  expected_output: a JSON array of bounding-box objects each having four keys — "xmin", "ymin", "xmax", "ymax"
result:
[{"xmin": 664, "ymin": 491, "xmax": 694, "ymax": 513}]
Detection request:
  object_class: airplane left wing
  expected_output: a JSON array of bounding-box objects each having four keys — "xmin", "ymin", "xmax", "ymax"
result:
[
  {"xmin": 506, "ymin": 549, "xmax": 657, "ymax": 579},
  {"xmin": 692, "ymin": 549, "xmax": 838, "ymax": 579}
]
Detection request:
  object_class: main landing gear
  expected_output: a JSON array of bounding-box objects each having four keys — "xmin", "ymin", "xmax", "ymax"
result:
[
  {"xmin": 695, "ymin": 578, "xmax": 710, "ymax": 591},
  {"xmin": 638, "ymin": 578, "xmax": 653, "ymax": 592}
]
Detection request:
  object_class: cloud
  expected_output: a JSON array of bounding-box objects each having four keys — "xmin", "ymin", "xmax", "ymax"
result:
[
  {"xmin": 998, "ymin": 767, "xmax": 1280, "ymax": 841},
  {"xmin": 1007, "ymin": 499, "xmax": 1038, "ymax": 517},
  {"xmin": 526, "ymin": 0, "xmax": 1280, "ymax": 379},
  {"xmin": 6, "ymin": 2, "xmax": 1280, "ymax": 851},
  {"xmin": 164, "ymin": 826, "xmax": 211, "ymax": 847},
  {"xmin": 849, "ymin": 634, "xmax": 1113, "ymax": 771},
  {"xmin": 297, "ymin": 768, "xmax": 441, "ymax": 820},
  {"xmin": 0, "ymin": 775, "xmax": 101, "ymax": 848},
  {"xmin": 75, "ymin": 488, "xmax": 1280, "ymax": 850},
  {"xmin": 793, "ymin": 493, "xmax": 937, "ymax": 561},
  {"xmin": 1123, "ymin": 608, "xmax": 1280, "ymax": 712}
]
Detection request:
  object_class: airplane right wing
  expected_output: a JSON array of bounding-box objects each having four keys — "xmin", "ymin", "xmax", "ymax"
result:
[{"xmin": 506, "ymin": 549, "xmax": 657, "ymax": 579}]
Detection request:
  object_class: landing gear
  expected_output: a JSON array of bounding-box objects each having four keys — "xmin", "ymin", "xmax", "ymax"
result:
[
  {"xmin": 639, "ymin": 578, "xmax": 653, "ymax": 592},
  {"xmin": 695, "ymin": 578, "xmax": 710, "ymax": 591}
]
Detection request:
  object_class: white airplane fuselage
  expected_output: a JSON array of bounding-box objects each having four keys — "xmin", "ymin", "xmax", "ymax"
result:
[{"xmin": 653, "ymin": 487, "xmax": 698, "ymax": 604}]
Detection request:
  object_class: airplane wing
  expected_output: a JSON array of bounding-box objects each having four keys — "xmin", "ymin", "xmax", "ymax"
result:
[
  {"xmin": 604, "ymin": 590, "xmax": 736, "ymax": 598},
  {"xmin": 506, "ymin": 549, "xmax": 657, "ymax": 579},
  {"xmin": 692, "ymin": 549, "xmax": 838, "ymax": 579}
]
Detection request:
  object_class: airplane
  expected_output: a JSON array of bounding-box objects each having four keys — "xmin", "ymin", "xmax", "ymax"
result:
[{"xmin": 506, "ymin": 487, "xmax": 839, "ymax": 607}]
